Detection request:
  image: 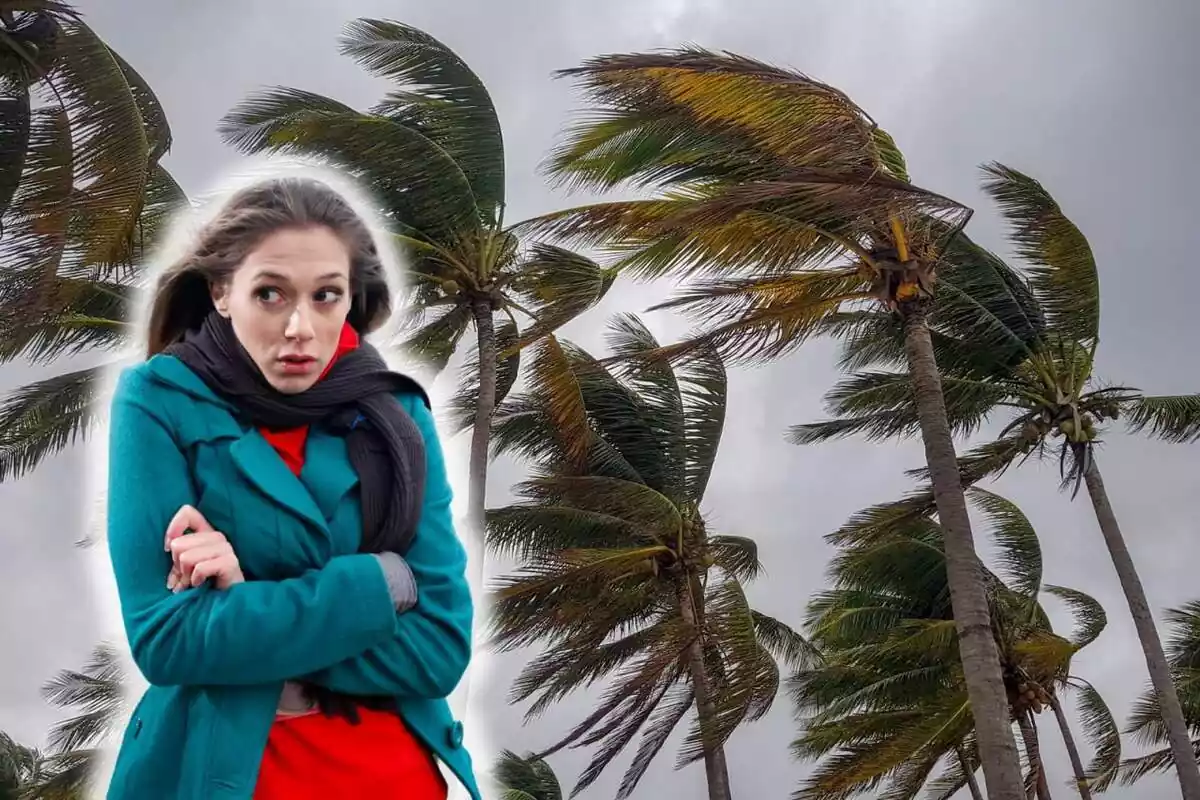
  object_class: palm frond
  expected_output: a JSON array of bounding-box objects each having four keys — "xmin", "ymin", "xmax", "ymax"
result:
[
  {"xmin": 219, "ymin": 88, "xmax": 477, "ymax": 237},
  {"xmin": 980, "ymin": 162, "xmax": 1098, "ymax": 344},
  {"xmin": 1043, "ymin": 585, "xmax": 1106, "ymax": 650},
  {"xmin": 0, "ymin": 364, "xmax": 103, "ymax": 481},
  {"xmin": 41, "ymin": 641, "xmax": 127, "ymax": 755},
  {"xmin": 789, "ymin": 370, "xmax": 1008, "ymax": 445},
  {"xmin": 342, "ymin": 18, "xmax": 505, "ymax": 218},
  {"xmin": 398, "ymin": 301, "xmax": 472, "ymax": 375},
  {"xmin": 1064, "ymin": 677, "xmax": 1122, "ymax": 791},
  {"xmin": 966, "ymin": 487, "xmax": 1042, "ymax": 598},
  {"xmin": 552, "ymin": 48, "xmax": 882, "ymax": 186},
  {"xmin": 1123, "ymin": 394, "xmax": 1200, "ymax": 444},
  {"xmin": 507, "ymin": 243, "xmax": 614, "ymax": 349}
]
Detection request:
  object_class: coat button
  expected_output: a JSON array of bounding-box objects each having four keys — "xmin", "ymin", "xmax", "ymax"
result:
[
  {"xmin": 133, "ymin": 719, "xmax": 143, "ymax": 738},
  {"xmin": 447, "ymin": 720, "xmax": 464, "ymax": 749}
]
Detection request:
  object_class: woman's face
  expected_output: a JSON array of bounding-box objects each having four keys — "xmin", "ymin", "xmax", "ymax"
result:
[{"xmin": 211, "ymin": 225, "xmax": 353, "ymax": 394}]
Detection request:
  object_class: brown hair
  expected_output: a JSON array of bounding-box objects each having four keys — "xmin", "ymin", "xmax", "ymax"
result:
[{"xmin": 145, "ymin": 175, "xmax": 392, "ymax": 357}]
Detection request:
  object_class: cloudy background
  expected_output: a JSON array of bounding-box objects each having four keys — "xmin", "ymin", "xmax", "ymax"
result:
[{"xmin": 2, "ymin": 0, "xmax": 1198, "ymax": 797}]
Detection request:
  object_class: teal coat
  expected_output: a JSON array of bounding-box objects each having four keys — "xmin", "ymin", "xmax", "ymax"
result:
[{"xmin": 103, "ymin": 354, "xmax": 479, "ymax": 800}]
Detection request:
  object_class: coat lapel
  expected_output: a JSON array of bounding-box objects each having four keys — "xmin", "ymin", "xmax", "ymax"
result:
[
  {"xmin": 230, "ymin": 431, "xmax": 329, "ymax": 536},
  {"xmin": 301, "ymin": 430, "xmax": 360, "ymax": 522}
]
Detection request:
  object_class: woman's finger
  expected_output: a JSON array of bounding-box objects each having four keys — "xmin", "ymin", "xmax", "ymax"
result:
[
  {"xmin": 177, "ymin": 544, "xmax": 233, "ymax": 579},
  {"xmin": 190, "ymin": 554, "xmax": 243, "ymax": 588},
  {"xmin": 164, "ymin": 504, "xmax": 214, "ymax": 551},
  {"xmin": 168, "ymin": 531, "xmax": 230, "ymax": 572}
]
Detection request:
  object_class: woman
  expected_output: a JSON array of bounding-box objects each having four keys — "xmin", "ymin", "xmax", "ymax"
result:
[{"xmin": 104, "ymin": 176, "xmax": 479, "ymax": 800}]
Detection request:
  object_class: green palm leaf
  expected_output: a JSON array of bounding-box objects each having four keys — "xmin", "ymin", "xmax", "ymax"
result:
[
  {"xmin": 967, "ymin": 487, "xmax": 1042, "ymax": 598},
  {"xmin": 342, "ymin": 18, "xmax": 504, "ymax": 218},
  {"xmin": 980, "ymin": 162, "xmax": 1098, "ymax": 344},
  {"xmin": 1066, "ymin": 677, "xmax": 1121, "ymax": 791},
  {"xmin": 1123, "ymin": 394, "xmax": 1200, "ymax": 444},
  {"xmin": 1043, "ymin": 585, "xmax": 1107, "ymax": 650},
  {"xmin": 0, "ymin": 365, "xmax": 99, "ymax": 481}
]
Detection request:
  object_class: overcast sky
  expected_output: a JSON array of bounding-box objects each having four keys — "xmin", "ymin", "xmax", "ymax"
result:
[{"xmin": 1, "ymin": 1, "xmax": 1198, "ymax": 798}]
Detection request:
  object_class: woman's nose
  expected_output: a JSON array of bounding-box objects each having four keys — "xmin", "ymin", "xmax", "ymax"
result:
[{"xmin": 284, "ymin": 306, "xmax": 315, "ymax": 340}]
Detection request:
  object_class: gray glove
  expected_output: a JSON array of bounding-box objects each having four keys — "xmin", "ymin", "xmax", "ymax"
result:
[{"xmin": 372, "ymin": 552, "xmax": 418, "ymax": 612}]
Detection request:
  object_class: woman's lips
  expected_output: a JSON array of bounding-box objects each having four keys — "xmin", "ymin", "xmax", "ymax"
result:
[{"xmin": 278, "ymin": 355, "xmax": 317, "ymax": 375}]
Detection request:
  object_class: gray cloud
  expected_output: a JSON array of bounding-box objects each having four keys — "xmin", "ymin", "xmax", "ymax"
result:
[{"xmin": 1, "ymin": 1, "xmax": 1197, "ymax": 797}]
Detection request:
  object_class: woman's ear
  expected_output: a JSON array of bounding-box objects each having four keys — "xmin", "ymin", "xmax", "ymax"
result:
[{"xmin": 210, "ymin": 281, "xmax": 230, "ymax": 317}]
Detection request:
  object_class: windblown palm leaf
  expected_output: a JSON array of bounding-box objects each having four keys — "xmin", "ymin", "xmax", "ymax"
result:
[
  {"xmin": 792, "ymin": 489, "xmax": 1117, "ymax": 800},
  {"xmin": 0, "ymin": 3, "xmax": 183, "ymax": 481},
  {"xmin": 488, "ymin": 314, "xmax": 815, "ymax": 800},
  {"xmin": 217, "ymin": 19, "xmax": 618, "ymax": 537}
]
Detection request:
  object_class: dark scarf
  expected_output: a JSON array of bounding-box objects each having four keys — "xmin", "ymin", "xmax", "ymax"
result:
[
  {"xmin": 164, "ymin": 311, "xmax": 429, "ymax": 721},
  {"xmin": 165, "ymin": 311, "xmax": 429, "ymax": 556}
]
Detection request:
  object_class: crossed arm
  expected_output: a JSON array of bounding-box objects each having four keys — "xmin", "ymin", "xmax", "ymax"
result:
[{"xmin": 106, "ymin": 369, "xmax": 473, "ymax": 699}]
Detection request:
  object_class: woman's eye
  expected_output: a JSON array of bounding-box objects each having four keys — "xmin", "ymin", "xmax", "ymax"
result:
[
  {"xmin": 315, "ymin": 288, "xmax": 344, "ymax": 304},
  {"xmin": 254, "ymin": 287, "xmax": 283, "ymax": 304}
]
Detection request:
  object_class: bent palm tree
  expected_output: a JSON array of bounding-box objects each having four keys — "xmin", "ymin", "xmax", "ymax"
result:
[
  {"xmin": 218, "ymin": 20, "xmax": 616, "ymax": 548},
  {"xmin": 528, "ymin": 49, "xmax": 1025, "ymax": 800},
  {"xmin": 0, "ymin": 1, "xmax": 181, "ymax": 481},
  {"xmin": 794, "ymin": 487, "xmax": 1119, "ymax": 800},
  {"xmin": 1118, "ymin": 601, "xmax": 1200, "ymax": 787},
  {"xmin": 792, "ymin": 163, "xmax": 1200, "ymax": 798},
  {"xmin": 488, "ymin": 313, "xmax": 815, "ymax": 800}
]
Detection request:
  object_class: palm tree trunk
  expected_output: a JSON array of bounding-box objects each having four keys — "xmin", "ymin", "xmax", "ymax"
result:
[
  {"xmin": 467, "ymin": 297, "xmax": 498, "ymax": 558},
  {"xmin": 1050, "ymin": 693, "xmax": 1093, "ymax": 799},
  {"xmin": 957, "ymin": 745, "xmax": 985, "ymax": 800},
  {"xmin": 1082, "ymin": 457, "xmax": 1200, "ymax": 799},
  {"xmin": 460, "ymin": 298, "xmax": 498, "ymax": 717},
  {"xmin": 679, "ymin": 576, "xmax": 733, "ymax": 800},
  {"xmin": 902, "ymin": 303, "xmax": 1025, "ymax": 800},
  {"xmin": 1017, "ymin": 711, "xmax": 1053, "ymax": 800}
]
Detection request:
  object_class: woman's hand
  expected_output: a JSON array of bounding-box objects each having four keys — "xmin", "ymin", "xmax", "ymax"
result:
[{"xmin": 164, "ymin": 504, "xmax": 245, "ymax": 591}]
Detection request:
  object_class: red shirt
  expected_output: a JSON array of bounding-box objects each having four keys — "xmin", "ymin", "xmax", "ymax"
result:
[{"xmin": 253, "ymin": 323, "xmax": 447, "ymax": 800}]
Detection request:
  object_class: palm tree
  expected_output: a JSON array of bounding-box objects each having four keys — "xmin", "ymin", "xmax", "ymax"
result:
[
  {"xmin": 492, "ymin": 750, "xmax": 563, "ymax": 800},
  {"xmin": 790, "ymin": 162, "xmax": 1200, "ymax": 798},
  {"xmin": 1117, "ymin": 601, "xmax": 1200, "ymax": 788},
  {"xmin": 524, "ymin": 48, "xmax": 1026, "ymax": 800},
  {"xmin": 487, "ymin": 313, "xmax": 815, "ymax": 800},
  {"xmin": 217, "ymin": 20, "xmax": 617, "ymax": 549},
  {"xmin": 793, "ymin": 487, "xmax": 1119, "ymax": 800},
  {"xmin": 0, "ymin": 1, "xmax": 181, "ymax": 481}
]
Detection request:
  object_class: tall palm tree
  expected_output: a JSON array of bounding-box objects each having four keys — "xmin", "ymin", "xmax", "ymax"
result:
[
  {"xmin": 1117, "ymin": 601, "xmax": 1200, "ymax": 788},
  {"xmin": 794, "ymin": 487, "xmax": 1119, "ymax": 800},
  {"xmin": 217, "ymin": 20, "xmax": 617, "ymax": 549},
  {"xmin": 525, "ymin": 48, "xmax": 1026, "ymax": 800},
  {"xmin": 492, "ymin": 751, "xmax": 563, "ymax": 800},
  {"xmin": 790, "ymin": 162, "xmax": 1200, "ymax": 798},
  {"xmin": 487, "ymin": 313, "xmax": 815, "ymax": 800},
  {"xmin": 0, "ymin": 0, "xmax": 181, "ymax": 481}
]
